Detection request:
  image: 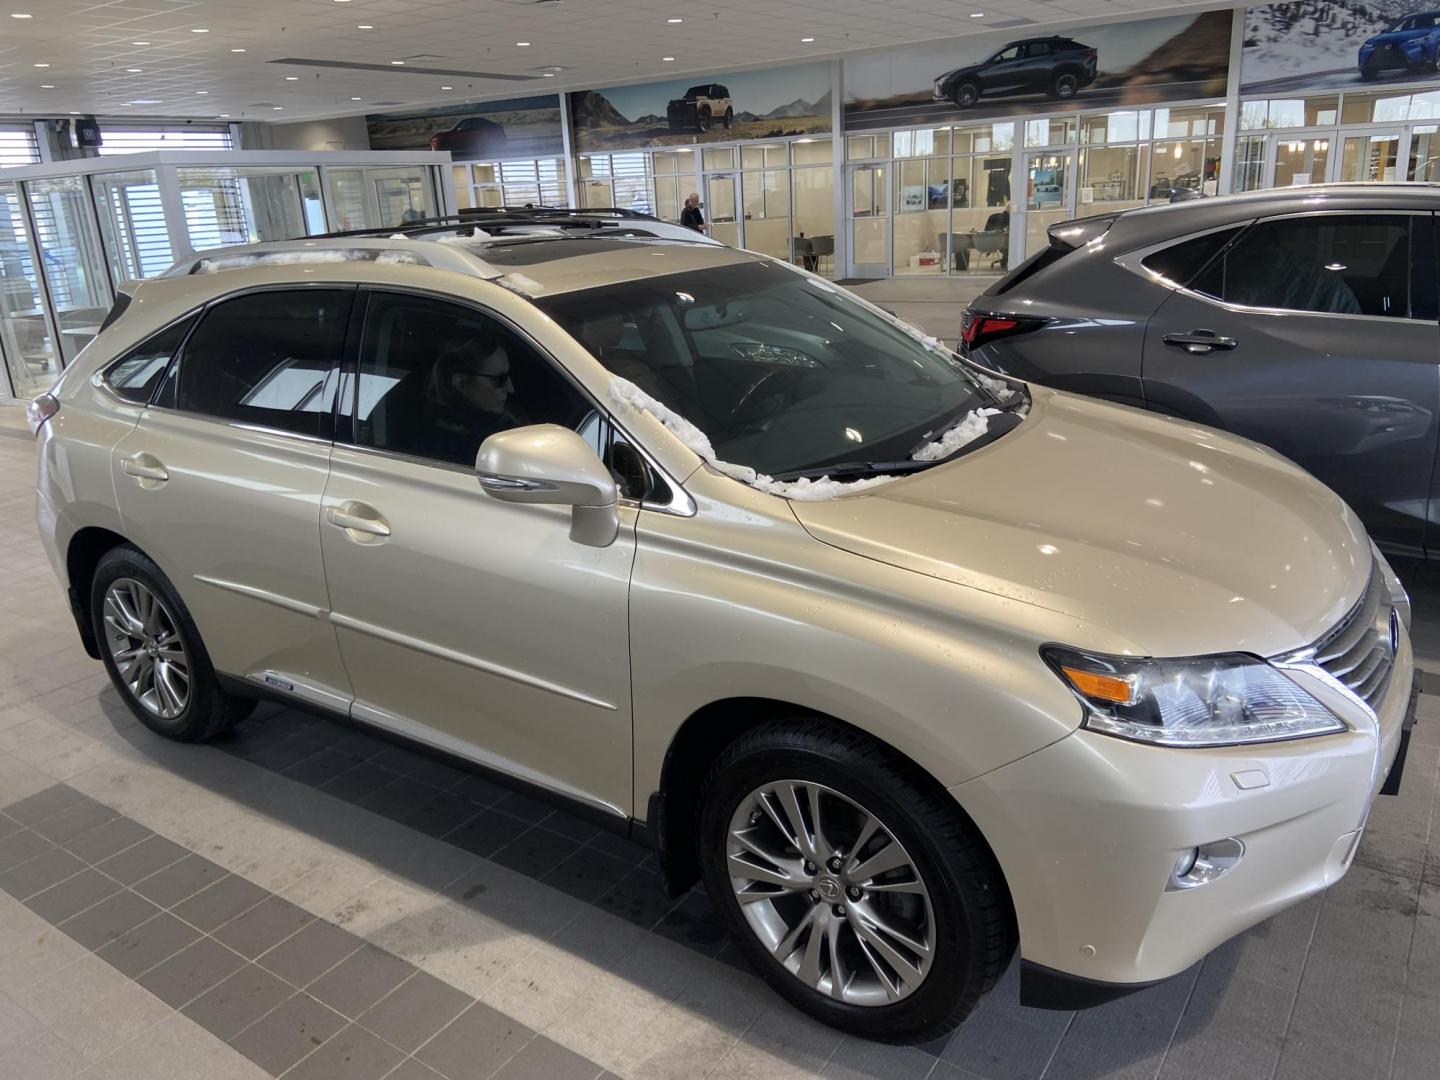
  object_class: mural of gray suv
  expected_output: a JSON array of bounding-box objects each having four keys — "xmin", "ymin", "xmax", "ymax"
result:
[{"xmin": 960, "ymin": 183, "xmax": 1440, "ymax": 559}]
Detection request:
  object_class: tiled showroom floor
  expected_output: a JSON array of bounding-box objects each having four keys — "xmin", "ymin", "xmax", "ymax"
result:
[{"xmin": 1, "ymin": 388, "xmax": 1438, "ymax": 1080}]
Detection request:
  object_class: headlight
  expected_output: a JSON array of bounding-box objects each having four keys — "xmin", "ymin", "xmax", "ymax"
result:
[{"xmin": 1042, "ymin": 646, "xmax": 1346, "ymax": 747}]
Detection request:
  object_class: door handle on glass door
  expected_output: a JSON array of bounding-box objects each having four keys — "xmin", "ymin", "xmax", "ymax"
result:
[
  {"xmin": 120, "ymin": 454, "xmax": 169, "ymax": 483},
  {"xmin": 1162, "ymin": 331, "xmax": 1238, "ymax": 355},
  {"xmin": 326, "ymin": 503, "xmax": 391, "ymax": 539}
]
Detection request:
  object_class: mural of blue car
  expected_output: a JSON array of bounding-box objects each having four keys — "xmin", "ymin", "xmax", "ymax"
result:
[{"xmin": 1358, "ymin": 11, "xmax": 1440, "ymax": 80}]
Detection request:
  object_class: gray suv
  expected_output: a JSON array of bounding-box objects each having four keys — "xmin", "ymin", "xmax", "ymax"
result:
[{"xmin": 961, "ymin": 183, "xmax": 1440, "ymax": 558}]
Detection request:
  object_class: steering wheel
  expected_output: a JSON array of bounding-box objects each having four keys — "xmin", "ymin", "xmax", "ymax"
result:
[{"xmin": 727, "ymin": 368, "xmax": 798, "ymax": 426}]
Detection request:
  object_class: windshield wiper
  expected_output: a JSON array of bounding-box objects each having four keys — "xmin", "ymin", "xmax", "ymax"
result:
[{"xmin": 768, "ymin": 459, "xmax": 933, "ymax": 483}]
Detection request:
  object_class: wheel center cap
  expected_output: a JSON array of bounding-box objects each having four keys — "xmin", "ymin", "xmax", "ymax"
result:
[
  {"xmin": 146, "ymin": 641, "xmax": 159, "ymax": 658},
  {"xmin": 816, "ymin": 876, "xmax": 841, "ymax": 902}
]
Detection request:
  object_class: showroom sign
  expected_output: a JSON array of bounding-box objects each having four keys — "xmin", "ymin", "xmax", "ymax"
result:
[
  {"xmin": 365, "ymin": 94, "xmax": 565, "ymax": 161},
  {"xmin": 1242, "ymin": 0, "xmax": 1440, "ymax": 93},
  {"xmin": 569, "ymin": 62, "xmax": 832, "ymax": 153},
  {"xmin": 843, "ymin": 10, "xmax": 1233, "ymax": 130}
]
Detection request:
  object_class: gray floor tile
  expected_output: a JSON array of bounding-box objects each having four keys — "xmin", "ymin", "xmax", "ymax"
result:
[
  {"xmin": 59, "ymin": 887, "xmax": 163, "ymax": 949},
  {"xmin": 228, "ymin": 992, "xmax": 347, "ymax": 1074},
  {"xmin": 942, "ymin": 1011, "xmax": 1069, "ymax": 1080},
  {"xmin": 28, "ymin": 798, "xmax": 116, "ymax": 844},
  {"xmin": 1040, "ymin": 967, "xmax": 1199, "ymax": 1080},
  {"xmin": 417, "ymin": 1002, "xmax": 534, "ymax": 1080},
  {"xmin": 0, "ymin": 829, "xmax": 52, "ymax": 873},
  {"xmin": 132, "ymin": 852, "xmax": 228, "ymax": 908},
  {"xmin": 401, "ymin": 790, "xmax": 484, "ymax": 839},
  {"xmin": 257, "ymin": 917, "xmax": 364, "ymax": 987},
  {"xmin": 540, "ymin": 845, "xmax": 632, "ymax": 904},
  {"xmin": 182, "ymin": 961, "xmax": 294, "ymax": 1041},
  {"xmin": 382, "ymin": 1059, "xmax": 446, "ymax": 1080},
  {"xmin": 95, "ymin": 911, "xmax": 203, "ymax": 977},
  {"xmin": 0, "ymin": 843, "xmax": 84, "ymax": 900},
  {"xmin": 1, "ymin": 784, "xmax": 85, "ymax": 825},
  {"xmin": 821, "ymin": 1035, "xmax": 938, "ymax": 1080},
  {"xmin": 319, "ymin": 762, "xmax": 406, "ymax": 804},
  {"xmin": 285, "ymin": 1022, "xmax": 405, "ymax": 1080},
  {"xmin": 213, "ymin": 894, "xmax": 314, "ymax": 959},
  {"xmin": 94, "ymin": 833, "xmax": 189, "ymax": 885},
  {"xmin": 282, "ymin": 747, "xmax": 364, "ymax": 787},
  {"xmin": 440, "ymin": 809, "xmax": 532, "ymax": 859},
  {"xmin": 171, "ymin": 873, "xmax": 269, "ymax": 932},
  {"xmin": 62, "ymin": 815, "xmax": 152, "ymax": 863},
  {"xmin": 359, "ymin": 970, "xmax": 473, "ymax": 1053},
  {"xmin": 136, "ymin": 936, "xmax": 247, "ymax": 1008},
  {"xmin": 308, "ymin": 942, "xmax": 416, "ymax": 1018},
  {"xmin": 491, "ymin": 1035, "xmax": 602, "ymax": 1080},
  {"xmin": 24, "ymin": 865, "xmax": 120, "ymax": 923}
]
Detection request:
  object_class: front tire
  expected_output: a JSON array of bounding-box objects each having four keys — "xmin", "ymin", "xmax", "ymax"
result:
[
  {"xmin": 697, "ymin": 108, "xmax": 712, "ymax": 132},
  {"xmin": 698, "ymin": 718, "xmax": 1014, "ymax": 1042},
  {"xmin": 91, "ymin": 545, "xmax": 252, "ymax": 742},
  {"xmin": 952, "ymin": 82, "xmax": 980, "ymax": 108}
]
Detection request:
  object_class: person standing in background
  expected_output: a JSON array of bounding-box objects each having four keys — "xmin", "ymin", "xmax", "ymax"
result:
[{"xmin": 681, "ymin": 192, "xmax": 707, "ymax": 233}]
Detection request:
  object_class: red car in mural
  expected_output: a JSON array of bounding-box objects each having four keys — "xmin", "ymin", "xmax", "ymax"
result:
[{"xmin": 429, "ymin": 116, "xmax": 509, "ymax": 155}]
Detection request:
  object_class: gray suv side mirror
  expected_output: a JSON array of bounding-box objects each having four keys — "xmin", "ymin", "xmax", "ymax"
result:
[{"xmin": 476, "ymin": 425, "xmax": 620, "ymax": 547}]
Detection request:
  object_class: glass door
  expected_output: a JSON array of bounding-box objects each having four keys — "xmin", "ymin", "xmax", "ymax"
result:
[
  {"xmin": 846, "ymin": 163, "xmax": 889, "ymax": 278},
  {"xmin": 1269, "ymin": 135, "xmax": 1331, "ymax": 187},
  {"xmin": 704, "ymin": 172, "xmax": 741, "ymax": 246},
  {"xmin": 26, "ymin": 176, "xmax": 113, "ymax": 365},
  {"xmin": 1335, "ymin": 129, "xmax": 1404, "ymax": 182},
  {"xmin": 0, "ymin": 180, "xmax": 61, "ymax": 399},
  {"xmin": 1023, "ymin": 150, "xmax": 1073, "ymax": 260},
  {"xmin": 1407, "ymin": 126, "xmax": 1440, "ymax": 180}
]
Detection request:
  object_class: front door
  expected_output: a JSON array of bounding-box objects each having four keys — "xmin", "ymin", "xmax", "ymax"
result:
[
  {"xmin": 319, "ymin": 288, "xmax": 637, "ymax": 815},
  {"xmin": 1022, "ymin": 150, "xmax": 1074, "ymax": 260},
  {"xmin": 1142, "ymin": 211, "xmax": 1440, "ymax": 556},
  {"xmin": 110, "ymin": 287, "xmax": 355, "ymax": 706},
  {"xmin": 846, "ymin": 163, "xmax": 890, "ymax": 277},
  {"xmin": 705, "ymin": 172, "xmax": 741, "ymax": 247},
  {"xmin": 1334, "ymin": 129, "xmax": 1405, "ymax": 182}
]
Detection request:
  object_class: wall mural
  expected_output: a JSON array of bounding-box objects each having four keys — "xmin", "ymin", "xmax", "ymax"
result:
[
  {"xmin": 365, "ymin": 95, "xmax": 564, "ymax": 161},
  {"xmin": 569, "ymin": 62, "xmax": 832, "ymax": 152},
  {"xmin": 843, "ymin": 11, "xmax": 1233, "ymax": 130},
  {"xmin": 1243, "ymin": 1, "xmax": 1440, "ymax": 92}
]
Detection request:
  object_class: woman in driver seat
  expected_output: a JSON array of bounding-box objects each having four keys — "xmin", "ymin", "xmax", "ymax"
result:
[{"xmin": 419, "ymin": 334, "xmax": 527, "ymax": 466}]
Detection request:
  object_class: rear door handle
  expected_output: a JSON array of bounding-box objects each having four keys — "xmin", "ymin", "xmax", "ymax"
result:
[
  {"xmin": 1162, "ymin": 330, "xmax": 1238, "ymax": 355},
  {"xmin": 326, "ymin": 502, "xmax": 391, "ymax": 539},
  {"xmin": 120, "ymin": 454, "xmax": 169, "ymax": 483}
]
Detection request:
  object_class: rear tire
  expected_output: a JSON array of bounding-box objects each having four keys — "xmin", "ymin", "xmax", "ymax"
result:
[
  {"xmin": 90, "ymin": 545, "xmax": 252, "ymax": 742},
  {"xmin": 723, "ymin": 108, "xmax": 734, "ymax": 129},
  {"xmin": 1050, "ymin": 72, "xmax": 1079, "ymax": 100},
  {"xmin": 697, "ymin": 717, "xmax": 1014, "ymax": 1042}
]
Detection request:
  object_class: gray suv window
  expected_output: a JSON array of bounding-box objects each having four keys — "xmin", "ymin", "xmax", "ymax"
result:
[
  {"xmin": 166, "ymin": 289, "xmax": 351, "ymax": 436},
  {"xmin": 104, "ymin": 315, "xmax": 195, "ymax": 405},
  {"xmin": 1191, "ymin": 215, "xmax": 1414, "ymax": 319}
]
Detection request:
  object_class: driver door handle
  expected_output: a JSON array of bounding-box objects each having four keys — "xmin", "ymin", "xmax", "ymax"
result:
[
  {"xmin": 326, "ymin": 503, "xmax": 391, "ymax": 538},
  {"xmin": 1163, "ymin": 330, "xmax": 1238, "ymax": 355},
  {"xmin": 120, "ymin": 453, "xmax": 169, "ymax": 483}
]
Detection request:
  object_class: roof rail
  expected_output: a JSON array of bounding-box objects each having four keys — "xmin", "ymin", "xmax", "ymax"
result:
[
  {"xmin": 303, "ymin": 206, "xmax": 664, "ymax": 242},
  {"xmin": 459, "ymin": 205, "xmax": 660, "ymax": 222}
]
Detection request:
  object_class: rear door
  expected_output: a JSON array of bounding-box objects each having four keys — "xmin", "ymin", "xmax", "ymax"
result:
[
  {"xmin": 111, "ymin": 286, "xmax": 355, "ymax": 706},
  {"xmin": 1140, "ymin": 211, "xmax": 1440, "ymax": 556}
]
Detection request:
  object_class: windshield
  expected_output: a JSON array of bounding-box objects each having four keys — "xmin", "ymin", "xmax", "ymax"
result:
[{"xmin": 536, "ymin": 261, "xmax": 996, "ymax": 477}]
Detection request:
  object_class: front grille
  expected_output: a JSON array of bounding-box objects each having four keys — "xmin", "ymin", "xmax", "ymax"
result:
[{"xmin": 1312, "ymin": 562, "xmax": 1396, "ymax": 710}]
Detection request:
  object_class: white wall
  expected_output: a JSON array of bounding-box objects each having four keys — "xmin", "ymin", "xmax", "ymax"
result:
[{"xmin": 242, "ymin": 115, "xmax": 371, "ymax": 151}]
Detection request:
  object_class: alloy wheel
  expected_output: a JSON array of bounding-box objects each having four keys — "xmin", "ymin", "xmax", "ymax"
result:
[
  {"xmin": 726, "ymin": 780, "xmax": 936, "ymax": 1006},
  {"xmin": 102, "ymin": 577, "xmax": 190, "ymax": 719},
  {"xmin": 1056, "ymin": 75, "xmax": 1078, "ymax": 98}
]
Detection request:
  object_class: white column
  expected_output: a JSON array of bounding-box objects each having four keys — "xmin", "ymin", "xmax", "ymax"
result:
[
  {"xmin": 1218, "ymin": 6, "xmax": 1246, "ymax": 194},
  {"xmin": 559, "ymin": 92, "xmax": 581, "ymax": 209},
  {"xmin": 830, "ymin": 59, "xmax": 847, "ymax": 278}
]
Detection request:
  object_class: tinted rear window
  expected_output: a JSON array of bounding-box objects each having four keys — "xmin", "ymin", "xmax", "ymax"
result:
[
  {"xmin": 1140, "ymin": 228, "xmax": 1242, "ymax": 286},
  {"xmin": 992, "ymin": 244, "xmax": 1072, "ymax": 295}
]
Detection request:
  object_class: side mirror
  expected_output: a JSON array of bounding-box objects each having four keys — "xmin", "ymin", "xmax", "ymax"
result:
[{"xmin": 476, "ymin": 424, "xmax": 620, "ymax": 547}]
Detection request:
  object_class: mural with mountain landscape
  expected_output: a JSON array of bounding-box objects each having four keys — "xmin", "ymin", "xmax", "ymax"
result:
[
  {"xmin": 569, "ymin": 62, "xmax": 831, "ymax": 152},
  {"xmin": 366, "ymin": 94, "xmax": 563, "ymax": 161},
  {"xmin": 843, "ymin": 11, "xmax": 1232, "ymax": 129},
  {"xmin": 1243, "ymin": 1, "xmax": 1440, "ymax": 91}
]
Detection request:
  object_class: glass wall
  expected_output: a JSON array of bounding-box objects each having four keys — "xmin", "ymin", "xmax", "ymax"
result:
[
  {"xmin": 26, "ymin": 176, "xmax": 112, "ymax": 364},
  {"xmin": 452, "ymin": 159, "xmax": 568, "ymax": 209},
  {"xmin": 0, "ymin": 181, "xmax": 60, "ymax": 399}
]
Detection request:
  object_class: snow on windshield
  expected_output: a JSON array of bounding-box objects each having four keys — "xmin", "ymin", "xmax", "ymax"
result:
[{"xmin": 609, "ymin": 376, "xmax": 1003, "ymax": 502}]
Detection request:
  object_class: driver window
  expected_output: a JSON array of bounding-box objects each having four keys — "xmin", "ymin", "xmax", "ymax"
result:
[
  {"xmin": 351, "ymin": 291, "xmax": 591, "ymax": 469},
  {"xmin": 991, "ymin": 46, "xmax": 1020, "ymax": 63}
]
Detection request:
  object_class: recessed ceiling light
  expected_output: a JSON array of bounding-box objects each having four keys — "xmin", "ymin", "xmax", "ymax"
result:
[
  {"xmin": 126, "ymin": 68, "xmax": 142, "ymax": 73},
  {"xmin": 357, "ymin": 24, "xmax": 373, "ymax": 29},
  {"xmin": 12, "ymin": 11, "xmax": 33, "ymax": 17},
  {"xmin": 285, "ymin": 75, "xmax": 298, "ymax": 80},
  {"xmin": 662, "ymin": 56, "xmax": 675, "ymax": 62},
  {"xmin": 801, "ymin": 37, "xmax": 814, "ymax": 42},
  {"xmin": 40, "ymin": 83, "xmax": 54, "ymax": 88},
  {"xmin": 219, "ymin": 113, "xmax": 230, "ymax": 117},
  {"xmin": 196, "ymin": 90, "xmax": 208, "ymax": 94},
  {"xmin": 441, "ymin": 85, "xmax": 452, "ymax": 90},
  {"xmin": 516, "ymin": 41, "xmax": 530, "ymax": 46},
  {"xmin": 351, "ymin": 96, "xmax": 362, "ymax": 100},
  {"xmin": 69, "ymin": 110, "xmax": 79, "ymax": 114},
  {"xmin": 390, "ymin": 60, "xmax": 404, "ymax": 65},
  {"xmin": 33, "ymin": 62, "xmax": 48, "ymax": 67},
  {"xmin": 231, "ymin": 48, "xmax": 246, "ymax": 52},
  {"xmin": 131, "ymin": 40, "xmax": 149, "ymax": 45},
  {"xmin": 272, "ymin": 106, "xmax": 283, "ymax": 110},
  {"xmin": 970, "ymin": 11, "xmax": 984, "ymax": 16},
  {"xmin": 127, "ymin": 98, "xmax": 161, "ymax": 104},
  {"xmin": 667, "ymin": 17, "xmax": 682, "ymax": 22},
  {"xmin": 191, "ymin": 27, "xmax": 208, "ymax": 33},
  {"xmin": 542, "ymin": 72, "xmax": 555, "ymax": 77}
]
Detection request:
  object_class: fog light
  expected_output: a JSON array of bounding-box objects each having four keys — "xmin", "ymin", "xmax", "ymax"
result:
[{"xmin": 1168, "ymin": 838, "xmax": 1244, "ymax": 891}]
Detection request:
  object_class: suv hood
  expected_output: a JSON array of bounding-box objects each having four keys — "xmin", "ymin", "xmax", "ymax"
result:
[
  {"xmin": 1365, "ymin": 30, "xmax": 1420, "ymax": 44},
  {"xmin": 938, "ymin": 63, "xmax": 982, "ymax": 82},
  {"xmin": 790, "ymin": 388, "xmax": 1371, "ymax": 658}
]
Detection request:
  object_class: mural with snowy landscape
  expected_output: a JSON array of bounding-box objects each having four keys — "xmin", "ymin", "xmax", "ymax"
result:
[
  {"xmin": 1243, "ymin": 1, "xmax": 1440, "ymax": 91},
  {"xmin": 569, "ymin": 63, "xmax": 831, "ymax": 152}
]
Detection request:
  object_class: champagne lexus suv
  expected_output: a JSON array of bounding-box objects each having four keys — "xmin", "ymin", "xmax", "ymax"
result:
[{"xmin": 29, "ymin": 212, "xmax": 1415, "ymax": 1041}]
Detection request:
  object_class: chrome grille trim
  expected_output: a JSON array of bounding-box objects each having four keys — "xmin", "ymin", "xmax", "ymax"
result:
[{"xmin": 1299, "ymin": 562, "xmax": 1397, "ymax": 715}]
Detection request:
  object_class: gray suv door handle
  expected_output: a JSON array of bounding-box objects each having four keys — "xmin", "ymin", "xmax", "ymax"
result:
[
  {"xmin": 326, "ymin": 503, "xmax": 391, "ymax": 538},
  {"xmin": 120, "ymin": 454, "xmax": 169, "ymax": 482},
  {"xmin": 1162, "ymin": 331, "xmax": 1238, "ymax": 355}
]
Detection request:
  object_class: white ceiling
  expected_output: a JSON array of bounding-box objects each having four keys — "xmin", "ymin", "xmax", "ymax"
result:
[{"xmin": 0, "ymin": 0, "xmax": 1233, "ymax": 124}]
